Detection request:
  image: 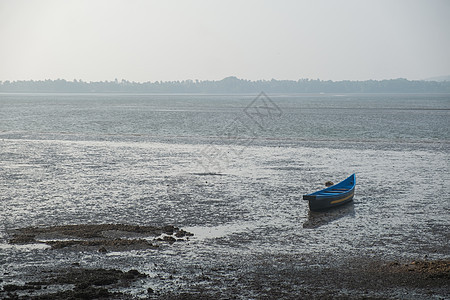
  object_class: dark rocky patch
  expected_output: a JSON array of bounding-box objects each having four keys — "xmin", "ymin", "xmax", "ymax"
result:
[
  {"xmin": 48, "ymin": 268, "xmax": 147, "ymax": 286},
  {"xmin": 385, "ymin": 260, "xmax": 450, "ymax": 279},
  {"xmin": 2, "ymin": 284, "xmax": 42, "ymax": 292},
  {"xmin": 8, "ymin": 234, "xmax": 37, "ymax": 244},
  {"xmin": 1, "ymin": 267, "xmax": 146, "ymax": 300},
  {"xmin": 191, "ymin": 172, "xmax": 224, "ymax": 176},
  {"xmin": 9, "ymin": 224, "xmax": 187, "ymax": 240},
  {"xmin": 7, "ymin": 223, "xmax": 193, "ymax": 251},
  {"xmin": 45, "ymin": 238, "xmax": 158, "ymax": 250}
]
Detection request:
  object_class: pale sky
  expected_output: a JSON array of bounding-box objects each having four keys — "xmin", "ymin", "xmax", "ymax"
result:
[{"xmin": 0, "ymin": 0, "xmax": 449, "ymax": 82}]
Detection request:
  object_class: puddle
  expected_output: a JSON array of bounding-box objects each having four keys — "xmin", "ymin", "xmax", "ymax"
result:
[
  {"xmin": 0, "ymin": 242, "xmax": 51, "ymax": 251},
  {"xmin": 184, "ymin": 221, "xmax": 258, "ymax": 241}
]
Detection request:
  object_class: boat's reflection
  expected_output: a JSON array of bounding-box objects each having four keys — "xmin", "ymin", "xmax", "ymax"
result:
[{"xmin": 302, "ymin": 201, "xmax": 355, "ymax": 229}]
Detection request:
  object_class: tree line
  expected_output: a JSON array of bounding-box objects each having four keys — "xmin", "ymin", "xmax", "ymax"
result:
[{"xmin": 0, "ymin": 76, "xmax": 449, "ymax": 93}]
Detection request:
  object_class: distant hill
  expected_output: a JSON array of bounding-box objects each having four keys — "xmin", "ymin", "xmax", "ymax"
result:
[{"xmin": 1, "ymin": 77, "xmax": 450, "ymax": 93}]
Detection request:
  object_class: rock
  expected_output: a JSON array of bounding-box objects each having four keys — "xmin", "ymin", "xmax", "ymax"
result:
[
  {"xmin": 162, "ymin": 225, "xmax": 176, "ymax": 234},
  {"xmin": 163, "ymin": 236, "xmax": 177, "ymax": 243},
  {"xmin": 98, "ymin": 247, "xmax": 107, "ymax": 253},
  {"xmin": 122, "ymin": 269, "xmax": 146, "ymax": 279},
  {"xmin": 175, "ymin": 229, "xmax": 194, "ymax": 238}
]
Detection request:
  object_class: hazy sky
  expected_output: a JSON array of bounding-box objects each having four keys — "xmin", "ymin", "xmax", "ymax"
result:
[{"xmin": 1, "ymin": 0, "xmax": 449, "ymax": 82}]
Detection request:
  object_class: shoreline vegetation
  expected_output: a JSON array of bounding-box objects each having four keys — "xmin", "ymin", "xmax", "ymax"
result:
[{"xmin": 1, "ymin": 76, "xmax": 450, "ymax": 93}]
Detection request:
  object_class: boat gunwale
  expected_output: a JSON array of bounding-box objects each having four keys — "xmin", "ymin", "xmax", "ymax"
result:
[{"xmin": 314, "ymin": 190, "xmax": 353, "ymax": 199}]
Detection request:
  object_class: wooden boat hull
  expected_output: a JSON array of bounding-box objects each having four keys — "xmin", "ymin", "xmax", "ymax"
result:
[{"xmin": 303, "ymin": 174, "xmax": 356, "ymax": 211}]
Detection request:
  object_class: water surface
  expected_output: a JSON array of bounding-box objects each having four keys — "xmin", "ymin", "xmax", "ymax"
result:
[{"xmin": 0, "ymin": 93, "xmax": 449, "ymax": 298}]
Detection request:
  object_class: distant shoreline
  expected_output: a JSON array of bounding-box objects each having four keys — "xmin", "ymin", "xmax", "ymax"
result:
[{"xmin": 1, "ymin": 77, "xmax": 450, "ymax": 94}]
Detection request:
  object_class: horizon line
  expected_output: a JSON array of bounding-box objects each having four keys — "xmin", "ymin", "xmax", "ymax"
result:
[{"xmin": 1, "ymin": 76, "xmax": 449, "ymax": 83}]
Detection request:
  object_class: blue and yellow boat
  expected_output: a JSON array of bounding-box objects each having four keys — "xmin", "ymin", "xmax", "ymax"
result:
[{"xmin": 303, "ymin": 174, "xmax": 356, "ymax": 211}]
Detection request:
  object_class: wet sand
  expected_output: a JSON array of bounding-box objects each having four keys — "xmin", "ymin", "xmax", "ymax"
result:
[
  {"xmin": 1, "ymin": 126, "xmax": 449, "ymax": 299},
  {"xmin": 2, "ymin": 224, "xmax": 449, "ymax": 299}
]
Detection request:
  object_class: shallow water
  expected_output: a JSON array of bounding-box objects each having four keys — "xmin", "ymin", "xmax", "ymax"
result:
[{"xmin": 0, "ymin": 93, "xmax": 449, "ymax": 298}]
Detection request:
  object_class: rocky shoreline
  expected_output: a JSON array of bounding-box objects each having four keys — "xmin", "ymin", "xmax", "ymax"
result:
[
  {"xmin": 7, "ymin": 224, "xmax": 193, "ymax": 252},
  {"xmin": 1, "ymin": 224, "xmax": 449, "ymax": 299},
  {"xmin": 2, "ymin": 259, "xmax": 448, "ymax": 299},
  {"xmin": 2, "ymin": 267, "xmax": 147, "ymax": 299}
]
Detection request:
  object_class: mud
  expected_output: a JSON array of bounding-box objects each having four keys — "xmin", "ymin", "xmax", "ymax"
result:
[{"xmin": 152, "ymin": 255, "xmax": 450, "ymax": 299}]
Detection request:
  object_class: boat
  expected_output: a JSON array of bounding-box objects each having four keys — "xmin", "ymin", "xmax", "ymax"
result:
[{"xmin": 303, "ymin": 174, "xmax": 355, "ymax": 211}]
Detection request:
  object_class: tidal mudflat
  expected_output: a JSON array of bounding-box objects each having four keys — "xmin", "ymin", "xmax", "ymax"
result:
[{"xmin": 1, "ymin": 93, "xmax": 449, "ymax": 298}]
